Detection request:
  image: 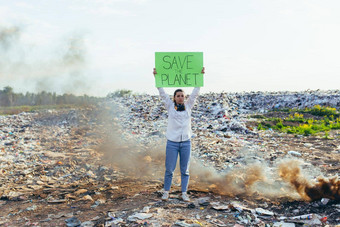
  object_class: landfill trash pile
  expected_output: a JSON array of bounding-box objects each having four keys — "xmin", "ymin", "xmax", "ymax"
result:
[
  {"xmin": 211, "ymin": 90, "xmax": 340, "ymax": 114},
  {"xmin": 0, "ymin": 89, "xmax": 339, "ymax": 226},
  {"xmin": 110, "ymin": 90, "xmax": 340, "ymax": 171}
]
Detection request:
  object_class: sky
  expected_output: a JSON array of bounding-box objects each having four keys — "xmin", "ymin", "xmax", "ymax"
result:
[{"xmin": 0, "ymin": 0, "xmax": 340, "ymax": 96}]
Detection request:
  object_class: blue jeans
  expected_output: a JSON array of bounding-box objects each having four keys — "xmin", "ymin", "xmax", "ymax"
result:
[{"xmin": 164, "ymin": 139, "xmax": 191, "ymax": 192}]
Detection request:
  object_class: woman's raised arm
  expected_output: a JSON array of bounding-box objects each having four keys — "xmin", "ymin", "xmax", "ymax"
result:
[
  {"xmin": 154, "ymin": 68, "xmax": 172, "ymax": 109},
  {"xmin": 186, "ymin": 67, "xmax": 205, "ymax": 109}
]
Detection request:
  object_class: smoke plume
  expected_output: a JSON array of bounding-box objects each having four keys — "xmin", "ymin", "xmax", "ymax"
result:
[
  {"xmin": 97, "ymin": 102, "xmax": 339, "ymax": 202},
  {"xmin": 0, "ymin": 25, "xmax": 91, "ymax": 95},
  {"xmin": 279, "ymin": 160, "xmax": 339, "ymax": 201}
]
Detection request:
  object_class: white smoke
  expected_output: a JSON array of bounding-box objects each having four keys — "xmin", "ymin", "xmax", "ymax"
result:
[{"xmin": 0, "ymin": 25, "xmax": 93, "ymax": 95}]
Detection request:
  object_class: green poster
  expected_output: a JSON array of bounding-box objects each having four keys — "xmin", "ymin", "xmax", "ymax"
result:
[{"xmin": 155, "ymin": 52, "xmax": 203, "ymax": 87}]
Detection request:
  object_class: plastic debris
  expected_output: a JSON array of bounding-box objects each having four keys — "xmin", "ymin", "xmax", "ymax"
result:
[
  {"xmin": 65, "ymin": 217, "xmax": 82, "ymax": 227},
  {"xmin": 173, "ymin": 221, "xmax": 202, "ymax": 227},
  {"xmin": 272, "ymin": 222, "xmax": 295, "ymax": 227},
  {"xmin": 211, "ymin": 202, "xmax": 229, "ymax": 211},
  {"xmin": 255, "ymin": 208, "xmax": 274, "ymax": 216},
  {"xmin": 1, "ymin": 91, "xmax": 339, "ymax": 225},
  {"xmin": 197, "ymin": 197, "xmax": 210, "ymax": 206},
  {"xmin": 287, "ymin": 151, "xmax": 302, "ymax": 157},
  {"xmin": 285, "ymin": 213, "xmax": 322, "ymax": 225},
  {"xmin": 127, "ymin": 212, "xmax": 153, "ymax": 221},
  {"xmin": 321, "ymin": 198, "xmax": 330, "ymax": 205}
]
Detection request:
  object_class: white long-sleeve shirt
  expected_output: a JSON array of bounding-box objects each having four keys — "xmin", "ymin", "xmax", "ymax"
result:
[{"xmin": 158, "ymin": 87, "xmax": 200, "ymax": 142}]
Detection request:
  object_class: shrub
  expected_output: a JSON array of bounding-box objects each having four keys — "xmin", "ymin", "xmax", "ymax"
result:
[
  {"xmin": 303, "ymin": 105, "xmax": 339, "ymax": 118},
  {"xmin": 286, "ymin": 113, "xmax": 305, "ymax": 122},
  {"xmin": 107, "ymin": 89, "xmax": 133, "ymax": 98},
  {"xmin": 257, "ymin": 123, "xmax": 265, "ymax": 130}
]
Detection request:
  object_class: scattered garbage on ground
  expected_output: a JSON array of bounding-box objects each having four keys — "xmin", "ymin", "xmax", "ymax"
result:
[{"xmin": 0, "ymin": 90, "xmax": 339, "ymax": 226}]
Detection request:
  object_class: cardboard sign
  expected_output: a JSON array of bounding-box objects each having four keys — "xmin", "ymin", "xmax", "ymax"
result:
[{"xmin": 155, "ymin": 52, "xmax": 203, "ymax": 87}]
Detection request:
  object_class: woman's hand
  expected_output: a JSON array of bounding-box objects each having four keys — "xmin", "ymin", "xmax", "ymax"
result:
[{"xmin": 201, "ymin": 67, "xmax": 205, "ymax": 74}]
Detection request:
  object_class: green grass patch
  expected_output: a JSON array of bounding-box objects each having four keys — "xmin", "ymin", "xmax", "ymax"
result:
[
  {"xmin": 275, "ymin": 105, "xmax": 339, "ymax": 118},
  {"xmin": 301, "ymin": 105, "xmax": 339, "ymax": 118},
  {"xmin": 257, "ymin": 105, "xmax": 340, "ymax": 136}
]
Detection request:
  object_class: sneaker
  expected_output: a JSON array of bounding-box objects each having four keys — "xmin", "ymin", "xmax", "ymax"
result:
[
  {"xmin": 161, "ymin": 191, "xmax": 169, "ymax": 201},
  {"xmin": 182, "ymin": 192, "xmax": 190, "ymax": 202}
]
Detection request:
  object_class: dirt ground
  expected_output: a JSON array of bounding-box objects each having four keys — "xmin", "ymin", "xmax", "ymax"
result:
[{"xmin": 0, "ymin": 106, "xmax": 339, "ymax": 226}]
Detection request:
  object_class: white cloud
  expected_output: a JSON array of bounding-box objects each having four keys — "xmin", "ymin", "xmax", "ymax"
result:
[
  {"xmin": 0, "ymin": 6, "xmax": 17, "ymax": 24},
  {"xmin": 14, "ymin": 2, "xmax": 35, "ymax": 10},
  {"xmin": 0, "ymin": 5, "xmax": 10, "ymax": 15},
  {"xmin": 72, "ymin": 5, "xmax": 135, "ymax": 16},
  {"xmin": 68, "ymin": 0, "xmax": 146, "ymax": 17},
  {"xmin": 78, "ymin": 0, "xmax": 149, "ymax": 4},
  {"xmin": 278, "ymin": 0, "xmax": 332, "ymax": 20},
  {"xmin": 95, "ymin": 7, "xmax": 132, "ymax": 16}
]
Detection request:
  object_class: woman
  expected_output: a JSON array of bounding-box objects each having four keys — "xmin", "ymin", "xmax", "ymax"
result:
[{"xmin": 153, "ymin": 67, "xmax": 205, "ymax": 202}]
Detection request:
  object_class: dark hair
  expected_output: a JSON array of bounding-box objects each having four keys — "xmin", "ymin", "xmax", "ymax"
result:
[{"xmin": 173, "ymin": 89, "xmax": 184, "ymax": 104}]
